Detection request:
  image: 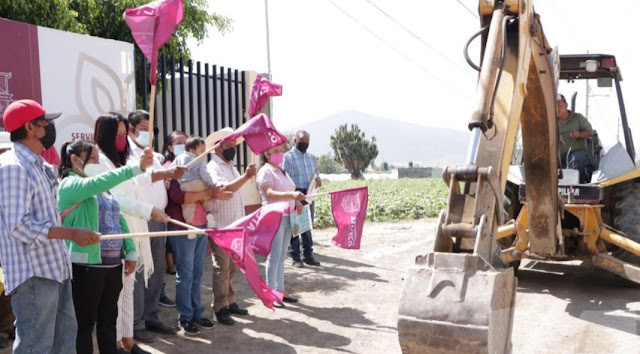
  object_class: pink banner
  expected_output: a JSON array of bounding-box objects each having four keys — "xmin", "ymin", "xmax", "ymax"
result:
[
  {"xmin": 248, "ymin": 76, "xmax": 283, "ymax": 118},
  {"xmin": 208, "ymin": 227, "xmax": 283, "ymax": 309},
  {"xmin": 123, "ymin": 0, "xmax": 184, "ymax": 85},
  {"xmin": 220, "ymin": 113, "xmax": 288, "ymax": 154},
  {"xmin": 330, "ymin": 187, "xmax": 368, "ymax": 249},
  {"xmin": 225, "ymin": 202, "xmax": 289, "ymax": 256}
]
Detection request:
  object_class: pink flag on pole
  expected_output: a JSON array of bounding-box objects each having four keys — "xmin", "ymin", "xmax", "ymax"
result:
[
  {"xmin": 225, "ymin": 202, "xmax": 289, "ymax": 256},
  {"xmin": 123, "ymin": 0, "xmax": 184, "ymax": 85},
  {"xmin": 220, "ymin": 113, "xmax": 288, "ymax": 154},
  {"xmin": 248, "ymin": 76, "xmax": 283, "ymax": 118},
  {"xmin": 330, "ymin": 186, "xmax": 368, "ymax": 249},
  {"xmin": 207, "ymin": 228, "xmax": 283, "ymax": 309}
]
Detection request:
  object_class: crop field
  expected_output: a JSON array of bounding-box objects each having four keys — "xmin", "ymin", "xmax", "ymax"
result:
[{"xmin": 313, "ymin": 178, "xmax": 448, "ymax": 229}]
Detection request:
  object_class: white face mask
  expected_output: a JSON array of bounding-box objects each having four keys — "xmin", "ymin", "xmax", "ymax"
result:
[
  {"xmin": 84, "ymin": 163, "xmax": 108, "ymax": 177},
  {"xmin": 136, "ymin": 131, "xmax": 149, "ymax": 147},
  {"xmin": 173, "ymin": 144, "xmax": 185, "ymax": 156}
]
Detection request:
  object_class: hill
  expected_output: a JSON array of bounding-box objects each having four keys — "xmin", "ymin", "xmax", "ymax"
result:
[{"xmin": 286, "ymin": 110, "xmax": 469, "ymax": 167}]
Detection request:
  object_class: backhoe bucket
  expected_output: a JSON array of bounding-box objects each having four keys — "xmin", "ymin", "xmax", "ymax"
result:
[{"xmin": 398, "ymin": 253, "xmax": 516, "ymax": 353}]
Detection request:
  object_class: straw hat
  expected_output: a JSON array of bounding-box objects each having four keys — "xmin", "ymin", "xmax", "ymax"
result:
[{"xmin": 204, "ymin": 127, "xmax": 244, "ymax": 149}]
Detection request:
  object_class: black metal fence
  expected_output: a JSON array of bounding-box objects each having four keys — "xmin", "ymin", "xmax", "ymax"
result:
[{"xmin": 138, "ymin": 53, "xmax": 251, "ymax": 172}]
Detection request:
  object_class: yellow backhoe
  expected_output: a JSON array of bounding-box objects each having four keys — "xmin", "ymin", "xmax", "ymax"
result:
[{"xmin": 397, "ymin": 1, "xmax": 640, "ymax": 352}]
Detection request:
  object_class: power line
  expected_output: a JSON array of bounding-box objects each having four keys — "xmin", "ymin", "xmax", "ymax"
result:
[
  {"xmin": 364, "ymin": 0, "xmax": 467, "ymax": 73},
  {"xmin": 326, "ymin": 0, "xmax": 468, "ymax": 97},
  {"xmin": 456, "ymin": 0, "xmax": 479, "ymax": 20}
]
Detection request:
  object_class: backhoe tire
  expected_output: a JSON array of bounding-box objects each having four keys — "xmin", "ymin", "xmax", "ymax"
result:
[{"xmin": 612, "ymin": 183, "xmax": 640, "ymax": 263}]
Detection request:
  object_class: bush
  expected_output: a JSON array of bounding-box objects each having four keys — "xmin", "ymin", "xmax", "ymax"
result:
[{"xmin": 312, "ymin": 178, "xmax": 448, "ymax": 229}]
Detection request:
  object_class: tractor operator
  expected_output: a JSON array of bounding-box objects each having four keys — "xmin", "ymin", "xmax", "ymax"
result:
[{"xmin": 557, "ymin": 94, "xmax": 594, "ymax": 183}]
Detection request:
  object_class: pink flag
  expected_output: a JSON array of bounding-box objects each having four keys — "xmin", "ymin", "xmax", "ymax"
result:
[
  {"xmin": 207, "ymin": 228, "xmax": 283, "ymax": 309},
  {"xmin": 248, "ymin": 76, "xmax": 283, "ymax": 118},
  {"xmin": 330, "ymin": 187, "xmax": 368, "ymax": 249},
  {"xmin": 123, "ymin": 0, "xmax": 184, "ymax": 85},
  {"xmin": 225, "ymin": 202, "xmax": 289, "ymax": 256},
  {"xmin": 220, "ymin": 113, "xmax": 288, "ymax": 154}
]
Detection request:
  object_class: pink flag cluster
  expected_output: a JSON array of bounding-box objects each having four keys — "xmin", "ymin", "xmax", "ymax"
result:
[
  {"xmin": 123, "ymin": 0, "xmax": 184, "ymax": 85},
  {"xmin": 220, "ymin": 113, "xmax": 288, "ymax": 154},
  {"xmin": 207, "ymin": 228, "xmax": 283, "ymax": 309},
  {"xmin": 248, "ymin": 76, "xmax": 283, "ymax": 118},
  {"xmin": 226, "ymin": 202, "xmax": 289, "ymax": 256}
]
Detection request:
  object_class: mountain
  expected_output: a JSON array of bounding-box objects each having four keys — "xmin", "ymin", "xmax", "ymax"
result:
[{"xmin": 286, "ymin": 110, "xmax": 469, "ymax": 167}]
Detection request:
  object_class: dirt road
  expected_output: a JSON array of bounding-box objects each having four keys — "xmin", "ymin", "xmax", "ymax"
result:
[{"xmin": 2, "ymin": 220, "xmax": 639, "ymax": 353}]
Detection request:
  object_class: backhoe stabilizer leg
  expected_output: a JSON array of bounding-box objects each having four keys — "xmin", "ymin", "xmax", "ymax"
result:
[{"xmin": 398, "ymin": 253, "xmax": 516, "ymax": 354}]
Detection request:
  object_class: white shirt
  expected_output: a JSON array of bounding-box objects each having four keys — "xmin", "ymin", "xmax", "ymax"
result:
[
  {"xmin": 128, "ymin": 137, "xmax": 168, "ymax": 210},
  {"xmin": 206, "ymin": 154, "xmax": 244, "ymax": 228}
]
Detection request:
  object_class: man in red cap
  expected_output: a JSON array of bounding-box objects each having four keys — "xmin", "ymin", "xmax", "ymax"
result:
[{"xmin": 0, "ymin": 99, "xmax": 101, "ymax": 353}]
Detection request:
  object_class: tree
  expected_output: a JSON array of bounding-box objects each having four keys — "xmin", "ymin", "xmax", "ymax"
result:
[
  {"xmin": 408, "ymin": 161, "xmax": 414, "ymax": 168},
  {"xmin": 318, "ymin": 153, "xmax": 341, "ymax": 174},
  {"xmin": 330, "ymin": 124, "xmax": 378, "ymax": 179},
  {"xmin": 381, "ymin": 161, "xmax": 389, "ymax": 171},
  {"xmin": 0, "ymin": 0, "xmax": 232, "ymax": 102}
]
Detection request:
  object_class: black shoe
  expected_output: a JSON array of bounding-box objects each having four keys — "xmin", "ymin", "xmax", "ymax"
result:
[
  {"xmin": 131, "ymin": 344, "xmax": 151, "ymax": 354},
  {"xmin": 215, "ymin": 308, "xmax": 235, "ymax": 326},
  {"xmin": 229, "ymin": 303, "xmax": 249, "ymax": 316},
  {"xmin": 146, "ymin": 321, "xmax": 177, "ymax": 334},
  {"xmin": 283, "ymin": 295, "xmax": 298, "ymax": 303},
  {"xmin": 193, "ymin": 317, "xmax": 215, "ymax": 330},
  {"xmin": 292, "ymin": 260, "xmax": 304, "ymax": 268},
  {"xmin": 133, "ymin": 329, "xmax": 155, "ymax": 343},
  {"xmin": 159, "ymin": 295, "xmax": 176, "ymax": 308},
  {"xmin": 303, "ymin": 257, "xmax": 321, "ymax": 266},
  {"xmin": 179, "ymin": 320, "xmax": 200, "ymax": 335},
  {"xmin": 272, "ymin": 302, "xmax": 285, "ymax": 308}
]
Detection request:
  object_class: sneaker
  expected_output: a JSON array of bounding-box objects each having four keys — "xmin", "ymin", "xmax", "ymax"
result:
[
  {"xmin": 179, "ymin": 320, "xmax": 200, "ymax": 335},
  {"xmin": 133, "ymin": 329, "xmax": 155, "ymax": 343},
  {"xmin": 292, "ymin": 260, "xmax": 304, "ymax": 268},
  {"xmin": 303, "ymin": 257, "xmax": 321, "ymax": 266},
  {"xmin": 215, "ymin": 308, "xmax": 235, "ymax": 326},
  {"xmin": 159, "ymin": 295, "xmax": 176, "ymax": 308},
  {"xmin": 229, "ymin": 303, "xmax": 249, "ymax": 316},
  {"xmin": 131, "ymin": 344, "xmax": 151, "ymax": 354},
  {"xmin": 193, "ymin": 317, "xmax": 215, "ymax": 330},
  {"xmin": 206, "ymin": 213, "xmax": 215, "ymax": 228}
]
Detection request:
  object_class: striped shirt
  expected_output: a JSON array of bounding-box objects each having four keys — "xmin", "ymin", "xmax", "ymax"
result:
[
  {"xmin": 0, "ymin": 143, "xmax": 72, "ymax": 294},
  {"xmin": 207, "ymin": 154, "xmax": 244, "ymax": 227},
  {"xmin": 282, "ymin": 148, "xmax": 319, "ymax": 189}
]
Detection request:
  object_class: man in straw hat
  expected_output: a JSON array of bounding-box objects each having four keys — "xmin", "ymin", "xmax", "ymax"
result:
[
  {"xmin": 206, "ymin": 127, "xmax": 257, "ymax": 325},
  {"xmin": 0, "ymin": 99, "xmax": 100, "ymax": 352}
]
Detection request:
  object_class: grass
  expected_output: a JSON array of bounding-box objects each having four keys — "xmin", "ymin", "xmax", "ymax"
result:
[{"xmin": 312, "ymin": 178, "xmax": 448, "ymax": 229}]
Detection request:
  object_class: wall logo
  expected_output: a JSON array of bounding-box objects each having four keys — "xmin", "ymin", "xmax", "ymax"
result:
[
  {"xmin": 341, "ymin": 193, "xmax": 361, "ymax": 214},
  {"xmin": 0, "ymin": 72, "xmax": 13, "ymax": 118}
]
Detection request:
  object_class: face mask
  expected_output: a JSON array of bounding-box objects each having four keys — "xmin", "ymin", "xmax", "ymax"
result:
[
  {"xmin": 136, "ymin": 131, "xmax": 149, "ymax": 147},
  {"xmin": 74, "ymin": 157, "xmax": 88, "ymax": 176},
  {"xmin": 115, "ymin": 135, "xmax": 127, "ymax": 152},
  {"xmin": 36, "ymin": 123, "xmax": 56, "ymax": 150},
  {"xmin": 222, "ymin": 147, "xmax": 236, "ymax": 162},
  {"xmin": 270, "ymin": 152, "xmax": 284, "ymax": 164},
  {"xmin": 173, "ymin": 144, "xmax": 185, "ymax": 156},
  {"xmin": 297, "ymin": 142, "xmax": 309, "ymax": 153},
  {"xmin": 83, "ymin": 163, "xmax": 107, "ymax": 177}
]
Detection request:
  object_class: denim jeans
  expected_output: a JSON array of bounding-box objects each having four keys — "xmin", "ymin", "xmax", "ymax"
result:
[
  {"xmin": 171, "ymin": 224, "xmax": 207, "ymax": 322},
  {"xmin": 290, "ymin": 201, "xmax": 315, "ymax": 261},
  {"xmin": 11, "ymin": 277, "xmax": 77, "ymax": 354},
  {"xmin": 266, "ymin": 216, "xmax": 292, "ymax": 292}
]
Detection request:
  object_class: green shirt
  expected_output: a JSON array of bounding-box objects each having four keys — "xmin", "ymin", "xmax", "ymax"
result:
[
  {"xmin": 58, "ymin": 164, "xmax": 142, "ymax": 264},
  {"xmin": 558, "ymin": 112, "xmax": 592, "ymax": 155}
]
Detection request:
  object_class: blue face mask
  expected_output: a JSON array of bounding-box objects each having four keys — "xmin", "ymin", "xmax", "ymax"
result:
[{"xmin": 173, "ymin": 144, "xmax": 185, "ymax": 156}]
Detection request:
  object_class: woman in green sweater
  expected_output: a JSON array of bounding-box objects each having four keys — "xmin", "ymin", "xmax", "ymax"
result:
[{"xmin": 57, "ymin": 139, "xmax": 153, "ymax": 354}]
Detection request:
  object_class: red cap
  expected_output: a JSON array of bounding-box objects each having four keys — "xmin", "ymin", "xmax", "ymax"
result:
[{"xmin": 3, "ymin": 99, "xmax": 62, "ymax": 133}]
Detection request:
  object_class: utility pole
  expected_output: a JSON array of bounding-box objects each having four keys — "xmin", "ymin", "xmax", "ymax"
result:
[{"xmin": 264, "ymin": 0, "xmax": 273, "ymax": 80}]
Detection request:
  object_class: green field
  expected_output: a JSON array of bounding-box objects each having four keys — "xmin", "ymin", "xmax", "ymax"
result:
[{"xmin": 313, "ymin": 178, "xmax": 448, "ymax": 229}]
